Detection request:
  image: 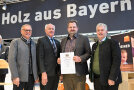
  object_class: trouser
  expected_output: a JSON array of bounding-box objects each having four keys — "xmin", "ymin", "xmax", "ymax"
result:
[
  {"xmin": 13, "ymin": 74, "xmax": 34, "ymax": 90},
  {"xmin": 40, "ymin": 75, "xmax": 59, "ymax": 90},
  {"xmin": 63, "ymin": 74, "xmax": 86, "ymax": 90},
  {"xmin": 0, "ymin": 74, "xmax": 6, "ymax": 90}
]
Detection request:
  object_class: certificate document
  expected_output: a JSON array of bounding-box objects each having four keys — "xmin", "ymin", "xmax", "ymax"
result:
[{"xmin": 60, "ymin": 52, "xmax": 76, "ymax": 74}]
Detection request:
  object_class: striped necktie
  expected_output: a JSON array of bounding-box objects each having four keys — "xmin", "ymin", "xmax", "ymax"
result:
[{"xmin": 51, "ymin": 38, "xmax": 57, "ymax": 56}]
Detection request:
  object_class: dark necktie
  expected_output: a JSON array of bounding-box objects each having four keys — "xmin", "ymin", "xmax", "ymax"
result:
[
  {"xmin": 27, "ymin": 40, "xmax": 33, "ymax": 74},
  {"xmin": 21, "ymin": 37, "xmax": 33, "ymax": 74},
  {"xmin": 51, "ymin": 38, "xmax": 57, "ymax": 56}
]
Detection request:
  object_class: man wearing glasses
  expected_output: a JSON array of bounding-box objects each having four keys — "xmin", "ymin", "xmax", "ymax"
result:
[{"xmin": 8, "ymin": 24, "xmax": 38, "ymax": 90}]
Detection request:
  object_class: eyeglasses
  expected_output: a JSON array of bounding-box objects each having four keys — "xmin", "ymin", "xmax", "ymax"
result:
[{"xmin": 22, "ymin": 29, "xmax": 32, "ymax": 32}]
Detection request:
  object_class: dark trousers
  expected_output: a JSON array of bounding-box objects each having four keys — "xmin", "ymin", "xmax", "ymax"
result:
[
  {"xmin": 13, "ymin": 74, "xmax": 34, "ymax": 90},
  {"xmin": 40, "ymin": 75, "xmax": 59, "ymax": 90},
  {"xmin": 94, "ymin": 77, "xmax": 119, "ymax": 90},
  {"xmin": 63, "ymin": 74, "xmax": 86, "ymax": 90},
  {"xmin": 0, "ymin": 74, "xmax": 6, "ymax": 90}
]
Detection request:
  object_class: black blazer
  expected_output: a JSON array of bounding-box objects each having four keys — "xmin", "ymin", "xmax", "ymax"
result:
[
  {"xmin": 0, "ymin": 45, "xmax": 9, "ymax": 74},
  {"xmin": 37, "ymin": 36, "xmax": 60, "ymax": 76},
  {"xmin": 89, "ymin": 38, "xmax": 122, "ymax": 86},
  {"xmin": 61, "ymin": 34, "xmax": 91, "ymax": 76}
]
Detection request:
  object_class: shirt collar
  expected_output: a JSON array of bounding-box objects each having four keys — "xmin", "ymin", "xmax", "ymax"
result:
[
  {"xmin": 21, "ymin": 36, "xmax": 31, "ymax": 43},
  {"xmin": 47, "ymin": 36, "xmax": 54, "ymax": 40},
  {"xmin": 67, "ymin": 33, "xmax": 78, "ymax": 39},
  {"xmin": 99, "ymin": 37, "xmax": 106, "ymax": 42}
]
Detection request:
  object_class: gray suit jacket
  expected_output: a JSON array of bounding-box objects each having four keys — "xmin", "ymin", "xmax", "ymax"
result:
[
  {"xmin": 61, "ymin": 34, "xmax": 91, "ymax": 75},
  {"xmin": 8, "ymin": 38, "xmax": 38, "ymax": 82}
]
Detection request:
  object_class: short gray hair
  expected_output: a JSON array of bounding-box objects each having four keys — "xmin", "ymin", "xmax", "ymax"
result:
[
  {"xmin": 21, "ymin": 24, "xmax": 32, "ymax": 30},
  {"xmin": 96, "ymin": 23, "xmax": 108, "ymax": 31},
  {"xmin": 45, "ymin": 23, "xmax": 55, "ymax": 30}
]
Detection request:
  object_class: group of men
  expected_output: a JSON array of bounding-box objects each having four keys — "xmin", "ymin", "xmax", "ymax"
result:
[{"xmin": 0, "ymin": 20, "xmax": 122, "ymax": 90}]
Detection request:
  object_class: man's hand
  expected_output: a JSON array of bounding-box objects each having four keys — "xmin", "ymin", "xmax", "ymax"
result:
[
  {"xmin": 108, "ymin": 79, "xmax": 115, "ymax": 86},
  {"xmin": 59, "ymin": 75, "xmax": 63, "ymax": 82},
  {"xmin": 42, "ymin": 72, "xmax": 48, "ymax": 86},
  {"xmin": 13, "ymin": 77, "xmax": 20, "ymax": 87},
  {"xmin": 35, "ymin": 78, "xmax": 39, "ymax": 83},
  {"xmin": 57, "ymin": 58, "xmax": 61, "ymax": 64},
  {"xmin": 73, "ymin": 56, "xmax": 81, "ymax": 62}
]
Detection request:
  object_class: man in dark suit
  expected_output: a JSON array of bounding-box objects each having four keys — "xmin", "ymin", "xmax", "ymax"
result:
[
  {"xmin": 57, "ymin": 20, "xmax": 91, "ymax": 90},
  {"xmin": 8, "ymin": 24, "xmax": 38, "ymax": 90},
  {"xmin": 37, "ymin": 23, "xmax": 60, "ymax": 90},
  {"xmin": 89, "ymin": 23, "xmax": 122, "ymax": 90},
  {"xmin": 0, "ymin": 35, "xmax": 9, "ymax": 90}
]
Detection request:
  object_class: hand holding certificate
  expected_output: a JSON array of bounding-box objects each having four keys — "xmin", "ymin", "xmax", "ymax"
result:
[{"xmin": 60, "ymin": 52, "xmax": 76, "ymax": 74}]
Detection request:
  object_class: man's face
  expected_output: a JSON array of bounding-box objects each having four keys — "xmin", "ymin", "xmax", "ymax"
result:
[
  {"xmin": 68, "ymin": 22, "xmax": 78, "ymax": 35},
  {"xmin": 121, "ymin": 52, "xmax": 127, "ymax": 63},
  {"xmin": 45, "ymin": 24, "xmax": 55, "ymax": 38},
  {"xmin": 96, "ymin": 26, "xmax": 107, "ymax": 41},
  {"xmin": 21, "ymin": 25, "xmax": 32, "ymax": 40}
]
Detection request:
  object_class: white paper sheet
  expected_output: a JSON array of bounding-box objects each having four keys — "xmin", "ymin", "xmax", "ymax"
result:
[{"xmin": 60, "ymin": 52, "xmax": 76, "ymax": 74}]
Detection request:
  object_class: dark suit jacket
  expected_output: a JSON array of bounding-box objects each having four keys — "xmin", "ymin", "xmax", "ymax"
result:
[
  {"xmin": 37, "ymin": 36, "xmax": 60, "ymax": 76},
  {"xmin": 61, "ymin": 34, "xmax": 91, "ymax": 76},
  {"xmin": 0, "ymin": 45, "xmax": 9, "ymax": 74},
  {"xmin": 89, "ymin": 38, "xmax": 122, "ymax": 86}
]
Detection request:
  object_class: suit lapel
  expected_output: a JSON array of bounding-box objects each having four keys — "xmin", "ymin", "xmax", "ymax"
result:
[
  {"xmin": 54, "ymin": 39, "xmax": 58, "ymax": 49},
  {"xmin": 62, "ymin": 38, "xmax": 68, "ymax": 52},
  {"xmin": 74, "ymin": 35, "xmax": 79, "ymax": 52}
]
